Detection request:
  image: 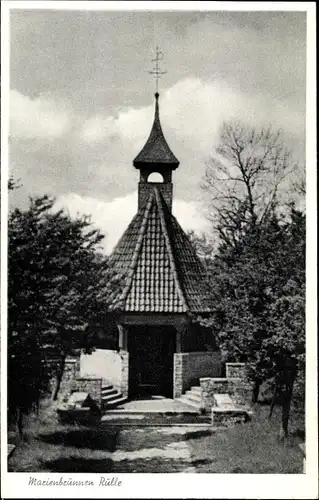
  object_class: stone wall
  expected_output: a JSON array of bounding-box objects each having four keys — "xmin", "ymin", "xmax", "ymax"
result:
[
  {"xmin": 56, "ymin": 358, "xmax": 79, "ymax": 402},
  {"xmin": 174, "ymin": 352, "xmax": 222, "ymax": 398},
  {"xmin": 70, "ymin": 377, "xmax": 102, "ymax": 407},
  {"xmin": 54, "ymin": 357, "xmax": 103, "ymax": 407},
  {"xmin": 226, "ymin": 363, "xmax": 253, "ymax": 405},
  {"xmin": 200, "ymin": 369, "xmax": 253, "ymax": 412}
]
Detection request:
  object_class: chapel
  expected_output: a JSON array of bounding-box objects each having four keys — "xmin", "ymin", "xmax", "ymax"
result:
[{"xmin": 100, "ymin": 91, "xmax": 221, "ymax": 400}]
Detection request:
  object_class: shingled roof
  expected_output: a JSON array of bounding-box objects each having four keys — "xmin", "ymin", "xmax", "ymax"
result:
[
  {"xmin": 133, "ymin": 93, "xmax": 179, "ymax": 169},
  {"xmin": 109, "ymin": 186, "xmax": 212, "ymax": 314}
]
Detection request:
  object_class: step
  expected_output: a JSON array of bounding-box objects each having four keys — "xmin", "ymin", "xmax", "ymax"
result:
[
  {"xmin": 102, "ymin": 395, "xmax": 127, "ymax": 409},
  {"xmin": 101, "ymin": 413, "xmax": 210, "ymax": 426},
  {"xmin": 101, "ymin": 392, "xmax": 123, "ymax": 403},
  {"xmin": 186, "ymin": 389, "xmax": 202, "ymax": 399},
  {"xmin": 211, "ymin": 407, "xmax": 253, "ymax": 427},
  {"xmin": 184, "ymin": 392, "xmax": 202, "ymax": 404},
  {"xmin": 108, "ymin": 406, "xmax": 200, "ymax": 418},
  {"xmin": 213, "ymin": 393, "xmax": 234, "ymax": 408},
  {"xmin": 101, "ymin": 388, "xmax": 117, "ymax": 396},
  {"xmin": 190, "ymin": 386, "xmax": 202, "ymax": 394},
  {"xmin": 101, "ymin": 385, "xmax": 113, "ymax": 392},
  {"xmin": 176, "ymin": 396, "xmax": 202, "ymax": 409}
]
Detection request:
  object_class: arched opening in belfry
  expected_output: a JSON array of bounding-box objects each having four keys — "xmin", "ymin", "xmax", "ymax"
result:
[{"xmin": 147, "ymin": 172, "xmax": 164, "ymax": 183}]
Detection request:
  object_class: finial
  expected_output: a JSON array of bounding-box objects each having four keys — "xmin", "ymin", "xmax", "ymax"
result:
[{"xmin": 148, "ymin": 47, "xmax": 167, "ymax": 94}]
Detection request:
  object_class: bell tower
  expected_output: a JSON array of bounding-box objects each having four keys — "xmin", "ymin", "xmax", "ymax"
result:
[
  {"xmin": 133, "ymin": 49, "xmax": 179, "ymax": 211},
  {"xmin": 133, "ymin": 92, "xmax": 179, "ymax": 211}
]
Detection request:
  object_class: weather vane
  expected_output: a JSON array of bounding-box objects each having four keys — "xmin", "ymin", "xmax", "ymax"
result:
[{"xmin": 148, "ymin": 46, "xmax": 167, "ymax": 94}]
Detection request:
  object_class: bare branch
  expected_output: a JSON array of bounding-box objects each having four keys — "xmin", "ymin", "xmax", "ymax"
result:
[{"xmin": 203, "ymin": 120, "xmax": 300, "ymax": 248}]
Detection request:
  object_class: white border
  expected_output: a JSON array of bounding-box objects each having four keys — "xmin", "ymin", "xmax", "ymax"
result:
[
  {"xmin": 1, "ymin": 1, "xmax": 317, "ymax": 12},
  {"xmin": 1, "ymin": 2, "xmax": 317, "ymax": 498}
]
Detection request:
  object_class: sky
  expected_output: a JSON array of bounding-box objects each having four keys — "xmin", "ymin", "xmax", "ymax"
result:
[{"xmin": 9, "ymin": 8, "xmax": 306, "ymax": 253}]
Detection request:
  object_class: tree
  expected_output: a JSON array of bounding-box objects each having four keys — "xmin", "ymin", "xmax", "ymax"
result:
[
  {"xmin": 203, "ymin": 121, "xmax": 298, "ymax": 249},
  {"xmin": 187, "ymin": 230, "xmax": 215, "ymax": 267},
  {"xmin": 199, "ymin": 205, "xmax": 305, "ymax": 436},
  {"xmin": 8, "ymin": 195, "xmax": 117, "ymax": 435},
  {"xmin": 266, "ymin": 207, "xmax": 305, "ymax": 437},
  {"xmin": 198, "ymin": 121, "xmax": 305, "ymax": 437}
]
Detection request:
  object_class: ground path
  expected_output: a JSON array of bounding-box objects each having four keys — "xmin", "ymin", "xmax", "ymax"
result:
[{"xmin": 110, "ymin": 426, "xmax": 209, "ymax": 473}]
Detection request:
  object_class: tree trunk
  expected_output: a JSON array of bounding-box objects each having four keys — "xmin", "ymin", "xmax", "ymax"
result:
[
  {"xmin": 51, "ymin": 352, "xmax": 66, "ymax": 401},
  {"xmin": 16, "ymin": 406, "xmax": 23, "ymax": 440},
  {"xmin": 251, "ymin": 378, "xmax": 261, "ymax": 403},
  {"xmin": 279, "ymin": 375, "xmax": 295, "ymax": 440},
  {"xmin": 269, "ymin": 381, "xmax": 279, "ymax": 420}
]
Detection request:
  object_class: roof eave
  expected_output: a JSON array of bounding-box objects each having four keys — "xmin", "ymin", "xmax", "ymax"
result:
[{"xmin": 133, "ymin": 158, "xmax": 180, "ymax": 169}]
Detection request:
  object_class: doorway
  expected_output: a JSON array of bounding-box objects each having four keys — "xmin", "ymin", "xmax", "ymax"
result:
[{"xmin": 128, "ymin": 325, "xmax": 176, "ymax": 399}]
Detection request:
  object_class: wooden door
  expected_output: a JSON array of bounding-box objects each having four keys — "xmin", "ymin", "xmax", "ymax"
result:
[{"xmin": 128, "ymin": 326, "xmax": 175, "ymax": 398}]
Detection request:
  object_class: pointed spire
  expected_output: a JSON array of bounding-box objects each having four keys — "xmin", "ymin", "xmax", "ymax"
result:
[{"xmin": 133, "ymin": 93, "xmax": 179, "ymax": 169}]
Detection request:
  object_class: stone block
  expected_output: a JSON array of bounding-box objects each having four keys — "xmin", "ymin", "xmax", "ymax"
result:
[
  {"xmin": 200, "ymin": 377, "xmax": 231, "ymax": 412},
  {"xmin": 226, "ymin": 362, "xmax": 248, "ymax": 379},
  {"xmin": 228, "ymin": 378, "xmax": 253, "ymax": 405},
  {"xmin": 213, "ymin": 393, "xmax": 234, "ymax": 408}
]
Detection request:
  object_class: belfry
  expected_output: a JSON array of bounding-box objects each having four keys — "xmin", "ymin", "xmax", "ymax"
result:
[{"xmin": 106, "ymin": 90, "xmax": 220, "ymax": 400}]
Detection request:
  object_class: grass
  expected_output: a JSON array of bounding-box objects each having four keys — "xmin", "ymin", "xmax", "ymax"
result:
[
  {"xmin": 8, "ymin": 401, "xmax": 119, "ymax": 473},
  {"xmin": 186, "ymin": 405, "xmax": 304, "ymax": 473}
]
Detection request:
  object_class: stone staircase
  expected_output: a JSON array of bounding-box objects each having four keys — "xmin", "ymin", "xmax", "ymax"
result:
[
  {"xmin": 100, "ymin": 396, "xmax": 211, "ymax": 426},
  {"xmin": 176, "ymin": 386, "xmax": 203, "ymax": 411},
  {"xmin": 101, "ymin": 384, "xmax": 127, "ymax": 410},
  {"xmin": 177, "ymin": 386, "xmax": 253, "ymax": 427}
]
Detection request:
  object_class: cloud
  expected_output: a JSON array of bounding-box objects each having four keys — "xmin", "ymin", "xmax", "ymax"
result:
[
  {"xmin": 12, "ymin": 78, "xmax": 304, "ymax": 152},
  {"xmin": 80, "ymin": 77, "xmax": 305, "ymax": 155},
  {"xmin": 53, "ymin": 191, "xmax": 210, "ymax": 254},
  {"xmin": 10, "ymin": 76, "xmax": 305, "ymax": 211},
  {"xmin": 81, "ymin": 105, "xmax": 153, "ymax": 148},
  {"xmin": 162, "ymin": 78, "xmax": 305, "ymax": 150},
  {"xmin": 10, "ymin": 89, "xmax": 72, "ymax": 139}
]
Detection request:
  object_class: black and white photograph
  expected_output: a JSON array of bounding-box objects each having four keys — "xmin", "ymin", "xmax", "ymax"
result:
[{"xmin": 1, "ymin": 1, "xmax": 317, "ymax": 498}]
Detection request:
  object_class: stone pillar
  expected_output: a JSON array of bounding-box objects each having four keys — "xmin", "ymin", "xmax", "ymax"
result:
[
  {"xmin": 117, "ymin": 324, "xmax": 129, "ymax": 398},
  {"xmin": 175, "ymin": 321, "xmax": 188, "ymax": 353},
  {"xmin": 117, "ymin": 324, "xmax": 128, "ymax": 351},
  {"xmin": 120, "ymin": 351, "xmax": 129, "ymax": 398},
  {"xmin": 174, "ymin": 320, "xmax": 188, "ymax": 398},
  {"xmin": 173, "ymin": 353, "xmax": 183, "ymax": 398}
]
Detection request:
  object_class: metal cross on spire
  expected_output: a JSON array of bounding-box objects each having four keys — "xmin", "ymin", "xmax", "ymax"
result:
[{"xmin": 148, "ymin": 46, "xmax": 167, "ymax": 94}]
